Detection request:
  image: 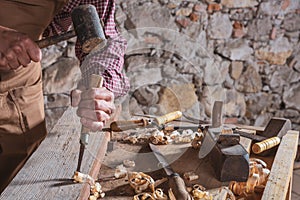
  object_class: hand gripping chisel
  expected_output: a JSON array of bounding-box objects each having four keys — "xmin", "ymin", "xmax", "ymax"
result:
[{"xmin": 76, "ymin": 74, "xmax": 103, "ymax": 172}]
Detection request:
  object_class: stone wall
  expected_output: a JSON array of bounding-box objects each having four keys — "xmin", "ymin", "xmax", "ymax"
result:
[{"xmin": 42, "ymin": 0, "xmax": 300, "ymax": 131}]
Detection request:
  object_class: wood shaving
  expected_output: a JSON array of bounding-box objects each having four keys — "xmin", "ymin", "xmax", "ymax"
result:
[
  {"xmin": 128, "ymin": 172, "xmax": 155, "ymax": 194},
  {"xmin": 114, "ymin": 164, "xmax": 127, "ymax": 179},
  {"xmin": 229, "ymin": 158, "xmax": 270, "ymax": 197}
]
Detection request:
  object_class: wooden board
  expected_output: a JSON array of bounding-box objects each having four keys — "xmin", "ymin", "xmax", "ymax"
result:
[
  {"xmin": 0, "ymin": 107, "xmax": 109, "ymax": 200},
  {"xmin": 262, "ymin": 130, "xmax": 299, "ymax": 200}
]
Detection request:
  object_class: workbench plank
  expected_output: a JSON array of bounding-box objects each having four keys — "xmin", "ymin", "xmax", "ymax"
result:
[
  {"xmin": 262, "ymin": 130, "xmax": 299, "ymax": 200},
  {"xmin": 0, "ymin": 107, "xmax": 106, "ymax": 200}
]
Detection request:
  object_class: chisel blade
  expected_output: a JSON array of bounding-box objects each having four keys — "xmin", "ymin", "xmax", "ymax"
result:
[{"xmin": 149, "ymin": 143, "xmax": 174, "ymax": 176}]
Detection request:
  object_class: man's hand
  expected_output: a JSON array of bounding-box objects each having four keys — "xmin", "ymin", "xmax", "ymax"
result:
[
  {"xmin": 0, "ymin": 26, "xmax": 42, "ymax": 71},
  {"xmin": 71, "ymin": 87, "xmax": 115, "ymax": 132}
]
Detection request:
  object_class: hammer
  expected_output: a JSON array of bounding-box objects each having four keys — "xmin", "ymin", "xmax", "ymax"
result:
[{"xmin": 36, "ymin": 4, "xmax": 106, "ymax": 53}]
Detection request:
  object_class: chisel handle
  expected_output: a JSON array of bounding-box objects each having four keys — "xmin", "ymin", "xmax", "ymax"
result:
[
  {"xmin": 252, "ymin": 136, "xmax": 281, "ymax": 154},
  {"xmin": 110, "ymin": 119, "xmax": 150, "ymax": 132},
  {"xmin": 80, "ymin": 74, "xmax": 103, "ymax": 145},
  {"xmin": 154, "ymin": 111, "xmax": 182, "ymax": 126},
  {"xmin": 169, "ymin": 173, "xmax": 192, "ymax": 200}
]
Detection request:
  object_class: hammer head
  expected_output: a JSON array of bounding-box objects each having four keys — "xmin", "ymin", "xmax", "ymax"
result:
[
  {"xmin": 259, "ymin": 117, "xmax": 292, "ymax": 138},
  {"xmin": 71, "ymin": 4, "xmax": 107, "ymax": 53}
]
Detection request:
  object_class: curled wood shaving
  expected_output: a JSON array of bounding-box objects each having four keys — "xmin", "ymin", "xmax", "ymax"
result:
[
  {"xmin": 132, "ymin": 188, "xmax": 168, "ymax": 200},
  {"xmin": 191, "ymin": 132, "xmax": 204, "ymax": 149},
  {"xmin": 191, "ymin": 184, "xmax": 213, "ymax": 200},
  {"xmin": 183, "ymin": 171, "xmax": 199, "ymax": 181},
  {"xmin": 229, "ymin": 158, "xmax": 270, "ymax": 197},
  {"xmin": 73, "ymin": 171, "xmax": 95, "ymax": 184},
  {"xmin": 129, "ymin": 172, "xmax": 155, "ymax": 194},
  {"xmin": 114, "ymin": 164, "xmax": 128, "ymax": 179},
  {"xmin": 133, "ymin": 192, "xmax": 155, "ymax": 200}
]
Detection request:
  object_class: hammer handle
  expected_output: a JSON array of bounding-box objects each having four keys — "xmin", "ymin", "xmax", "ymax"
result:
[
  {"xmin": 252, "ymin": 136, "xmax": 281, "ymax": 154},
  {"xmin": 154, "ymin": 111, "xmax": 182, "ymax": 126},
  {"xmin": 36, "ymin": 30, "xmax": 76, "ymax": 49}
]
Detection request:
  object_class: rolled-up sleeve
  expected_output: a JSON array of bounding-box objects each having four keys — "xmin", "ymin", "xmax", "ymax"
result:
[{"xmin": 44, "ymin": 0, "xmax": 130, "ymax": 97}]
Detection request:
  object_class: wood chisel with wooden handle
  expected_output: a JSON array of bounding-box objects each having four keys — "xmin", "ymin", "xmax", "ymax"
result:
[
  {"xmin": 149, "ymin": 143, "xmax": 192, "ymax": 200},
  {"xmin": 109, "ymin": 111, "xmax": 183, "ymax": 132},
  {"xmin": 76, "ymin": 74, "xmax": 103, "ymax": 172}
]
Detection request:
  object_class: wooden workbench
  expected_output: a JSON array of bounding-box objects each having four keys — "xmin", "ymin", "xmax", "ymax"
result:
[
  {"xmin": 1, "ymin": 106, "xmax": 298, "ymax": 200},
  {"xmin": 0, "ymin": 107, "xmax": 110, "ymax": 200}
]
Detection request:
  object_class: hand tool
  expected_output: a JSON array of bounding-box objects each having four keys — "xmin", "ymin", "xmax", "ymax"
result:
[
  {"xmin": 37, "ymin": 4, "xmax": 106, "ymax": 53},
  {"xmin": 149, "ymin": 143, "xmax": 192, "ymax": 200},
  {"xmin": 199, "ymin": 101, "xmax": 250, "ymax": 182},
  {"xmin": 76, "ymin": 74, "xmax": 103, "ymax": 172},
  {"xmin": 198, "ymin": 101, "xmax": 224, "ymax": 159},
  {"xmin": 108, "ymin": 111, "xmax": 183, "ymax": 132},
  {"xmin": 250, "ymin": 117, "xmax": 291, "ymax": 155}
]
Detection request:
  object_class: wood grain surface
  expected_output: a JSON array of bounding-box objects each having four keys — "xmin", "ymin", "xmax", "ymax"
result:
[{"xmin": 0, "ymin": 107, "xmax": 107, "ymax": 200}]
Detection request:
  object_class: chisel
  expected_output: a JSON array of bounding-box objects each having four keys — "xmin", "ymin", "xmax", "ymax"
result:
[
  {"xmin": 76, "ymin": 74, "xmax": 103, "ymax": 172},
  {"xmin": 149, "ymin": 143, "xmax": 192, "ymax": 200},
  {"xmin": 109, "ymin": 111, "xmax": 183, "ymax": 132}
]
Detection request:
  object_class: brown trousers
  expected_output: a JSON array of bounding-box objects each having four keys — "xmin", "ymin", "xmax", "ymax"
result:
[{"xmin": 0, "ymin": 0, "xmax": 67, "ymax": 193}]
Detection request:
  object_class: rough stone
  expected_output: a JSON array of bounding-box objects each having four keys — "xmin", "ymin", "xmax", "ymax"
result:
[
  {"xmin": 204, "ymin": 60, "xmax": 229, "ymax": 85},
  {"xmin": 235, "ymin": 65, "xmax": 262, "ymax": 93},
  {"xmin": 258, "ymin": 1, "xmax": 282, "ymax": 16},
  {"xmin": 175, "ymin": 7, "xmax": 193, "ymax": 16},
  {"xmin": 43, "ymin": 57, "xmax": 81, "ymax": 94},
  {"xmin": 129, "ymin": 67, "xmax": 162, "ymax": 91},
  {"xmin": 288, "ymin": 53, "xmax": 300, "ymax": 72},
  {"xmin": 269, "ymin": 66, "xmax": 300, "ymax": 92},
  {"xmin": 41, "ymin": 44, "xmax": 65, "ymax": 69},
  {"xmin": 133, "ymin": 85, "xmax": 160, "ymax": 106},
  {"xmin": 158, "ymin": 83, "xmax": 198, "ymax": 114},
  {"xmin": 216, "ymin": 39, "xmax": 253, "ymax": 61},
  {"xmin": 283, "ymin": 13, "xmax": 300, "ymax": 32},
  {"xmin": 229, "ymin": 8, "xmax": 254, "ymax": 21},
  {"xmin": 223, "ymin": 89, "xmax": 246, "ymax": 117},
  {"xmin": 283, "ymin": 83, "xmax": 300, "ymax": 110},
  {"xmin": 221, "ymin": 0, "xmax": 258, "ymax": 8},
  {"xmin": 207, "ymin": 12, "xmax": 233, "ymax": 39},
  {"xmin": 247, "ymin": 17, "xmax": 273, "ymax": 41},
  {"xmin": 230, "ymin": 61, "xmax": 244, "ymax": 80},
  {"xmin": 201, "ymin": 85, "xmax": 227, "ymax": 117},
  {"xmin": 255, "ymin": 37, "xmax": 293, "ymax": 65},
  {"xmin": 245, "ymin": 93, "xmax": 272, "ymax": 118},
  {"xmin": 125, "ymin": 3, "xmax": 177, "ymax": 30}
]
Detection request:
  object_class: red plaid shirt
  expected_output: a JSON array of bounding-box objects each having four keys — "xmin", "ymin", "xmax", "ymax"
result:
[{"xmin": 44, "ymin": 0, "xmax": 129, "ymax": 97}]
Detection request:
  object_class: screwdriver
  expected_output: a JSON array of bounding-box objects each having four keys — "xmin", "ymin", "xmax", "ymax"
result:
[
  {"xmin": 109, "ymin": 111, "xmax": 183, "ymax": 132},
  {"xmin": 76, "ymin": 74, "xmax": 103, "ymax": 172}
]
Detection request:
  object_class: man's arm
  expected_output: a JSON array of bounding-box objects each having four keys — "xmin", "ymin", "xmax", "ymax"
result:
[
  {"xmin": 44, "ymin": 0, "xmax": 129, "ymax": 97},
  {"xmin": 44, "ymin": 0, "xmax": 129, "ymax": 131}
]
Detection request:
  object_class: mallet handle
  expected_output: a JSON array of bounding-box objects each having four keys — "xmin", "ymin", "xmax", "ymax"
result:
[
  {"xmin": 36, "ymin": 30, "xmax": 76, "ymax": 49},
  {"xmin": 252, "ymin": 136, "xmax": 281, "ymax": 154}
]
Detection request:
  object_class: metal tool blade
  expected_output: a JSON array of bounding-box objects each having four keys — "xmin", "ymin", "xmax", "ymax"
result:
[
  {"xmin": 198, "ymin": 127, "xmax": 222, "ymax": 159},
  {"xmin": 199, "ymin": 101, "xmax": 223, "ymax": 159},
  {"xmin": 149, "ymin": 143, "xmax": 175, "ymax": 176}
]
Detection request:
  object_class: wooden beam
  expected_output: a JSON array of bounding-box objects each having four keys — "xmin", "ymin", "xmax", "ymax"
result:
[
  {"xmin": 262, "ymin": 130, "xmax": 299, "ymax": 200},
  {"xmin": 0, "ymin": 107, "xmax": 108, "ymax": 200}
]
